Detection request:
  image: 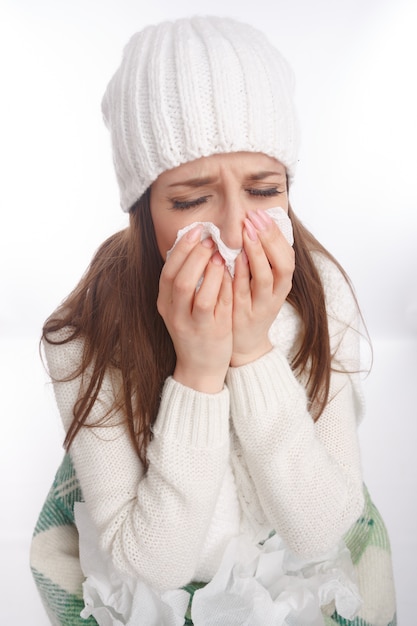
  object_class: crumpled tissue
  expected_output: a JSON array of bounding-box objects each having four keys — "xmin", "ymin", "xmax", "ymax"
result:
[
  {"xmin": 190, "ymin": 533, "xmax": 362, "ymax": 626},
  {"xmin": 166, "ymin": 206, "xmax": 293, "ymax": 278},
  {"xmin": 75, "ymin": 502, "xmax": 361, "ymax": 626}
]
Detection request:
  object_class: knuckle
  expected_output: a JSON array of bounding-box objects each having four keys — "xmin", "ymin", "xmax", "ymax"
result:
[
  {"xmin": 220, "ymin": 293, "xmax": 233, "ymax": 308},
  {"xmin": 173, "ymin": 276, "xmax": 196, "ymax": 296},
  {"xmin": 194, "ymin": 297, "xmax": 212, "ymax": 314},
  {"xmin": 257, "ymin": 274, "xmax": 273, "ymax": 290},
  {"xmin": 160, "ymin": 264, "xmax": 176, "ymax": 284}
]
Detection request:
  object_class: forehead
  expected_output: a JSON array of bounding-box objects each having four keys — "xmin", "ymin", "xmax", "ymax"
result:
[{"xmin": 155, "ymin": 152, "xmax": 286, "ymax": 187}]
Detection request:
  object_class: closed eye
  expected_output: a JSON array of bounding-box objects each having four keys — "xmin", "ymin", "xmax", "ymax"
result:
[
  {"xmin": 171, "ymin": 196, "xmax": 210, "ymax": 210},
  {"xmin": 245, "ymin": 187, "xmax": 282, "ymax": 197}
]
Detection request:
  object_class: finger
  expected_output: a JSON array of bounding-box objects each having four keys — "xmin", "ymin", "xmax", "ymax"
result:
[
  {"xmin": 255, "ymin": 223, "xmax": 295, "ymax": 300},
  {"xmin": 244, "ymin": 211, "xmax": 294, "ymax": 297},
  {"xmin": 192, "ymin": 251, "xmax": 227, "ymax": 321},
  {"xmin": 242, "ymin": 220, "xmax": 274, "ymax": 298},
  {"xmin": 232, "ymin": 249, "xmax": 251, "ymax": 302},
  {"xmin": 158, "ymin": 237, "xmax": 215, "ymax": 317},
  {"xmin": 256, "ymin": 211, "xmax": 294, "ymax": 267},
  {"xmin": 215, "ymin": 259, "xmax": 233, "ymax": 321},
  {"xmin": 170, "ymin": 238, "xmax": 215, "ymax": 303},
  {"xmin": 161, "ymin": 225, "xmax": 204, "ymax": 282}
]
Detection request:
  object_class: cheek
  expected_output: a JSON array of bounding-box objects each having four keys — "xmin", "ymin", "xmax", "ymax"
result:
[
  {"xmin": 152, "ymin": 215, "xmax": 183, "ymax": 260},
  {"xmin": 150, "ymin": 201, "xmax": 176, "ymax": 259}
]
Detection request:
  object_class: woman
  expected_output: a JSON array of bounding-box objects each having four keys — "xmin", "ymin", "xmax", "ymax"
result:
[{"xmin": 30, "ymin": 16, "xmax": 396, "ymax": 626}]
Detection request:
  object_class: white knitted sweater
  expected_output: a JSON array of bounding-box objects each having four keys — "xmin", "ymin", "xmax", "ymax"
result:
[{"xmin": 44, "ymin": 253, "xmax": 365, "ymax": 593}]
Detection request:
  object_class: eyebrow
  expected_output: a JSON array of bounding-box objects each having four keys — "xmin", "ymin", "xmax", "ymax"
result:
[
  {"xmin": 167, "ymin": 170, "xmax": 285, "ymax": 189},
  {"xmin": 246, "ymin": 170, "xmax": 285, "ymax": 181},
  {"xmin": 168, "ymin": 177, "xmax": 216, "ymax": 188}
]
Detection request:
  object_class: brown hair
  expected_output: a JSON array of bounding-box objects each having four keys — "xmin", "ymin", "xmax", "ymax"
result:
[{"xmin": 43, "ymin": 189, "xmax": 357, "ymax": 466}]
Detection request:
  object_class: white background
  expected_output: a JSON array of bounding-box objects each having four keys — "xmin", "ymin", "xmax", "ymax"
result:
[{"xmin": 1, "ymin": 0, "xmax": 416, "ymax": 623}]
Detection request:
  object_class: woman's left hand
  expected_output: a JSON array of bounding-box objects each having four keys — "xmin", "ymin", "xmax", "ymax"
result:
[{"xmin": 230, "ymin": 209, "xmax": 295, "ymax": 367}]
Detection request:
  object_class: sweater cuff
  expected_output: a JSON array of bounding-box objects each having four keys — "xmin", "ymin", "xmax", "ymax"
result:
[
  {"xmin": 153, "ymin": 377, "xmax": 230, "ymax": 448},
  {"xmin": 226, "ymin": 347, "xmax": 306, "ymax": 417}
]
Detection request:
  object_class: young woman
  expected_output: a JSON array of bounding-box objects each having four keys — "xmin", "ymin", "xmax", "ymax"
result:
[{"xmin": 30, "ymin": 16, "xmax": 396, "ymax": 626}]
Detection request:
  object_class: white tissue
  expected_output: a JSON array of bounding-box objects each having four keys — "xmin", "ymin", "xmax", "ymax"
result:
[
  {"xmin": 75, "ymin": 502, "xmax": 361, "ymax": 626},
  {"xmin": 166, "ymin": 206, "xmax": 293, "ymax": 278},
  {"xmin": 191, "ymin": 533, "xmax": 362, "ymax": 626}
]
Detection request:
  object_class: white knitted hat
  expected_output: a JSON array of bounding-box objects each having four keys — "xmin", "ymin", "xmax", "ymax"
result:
[{"xmin": 102, "ymin": 16, "xmax": 300, "ymax": 212}]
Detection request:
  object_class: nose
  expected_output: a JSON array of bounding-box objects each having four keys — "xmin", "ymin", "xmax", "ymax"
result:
[{"xmin": 217, "ymin": 202, "xmax": 247, "ymax": 250}]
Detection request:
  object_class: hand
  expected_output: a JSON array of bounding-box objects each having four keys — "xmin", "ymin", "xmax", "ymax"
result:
[
  {"xmin": 231, "ymin": 209, "xmax": 295, "ymax": 367},
  {"xmin": 157, "ymin": 226, "xmax": 233, "ymax": 393}
]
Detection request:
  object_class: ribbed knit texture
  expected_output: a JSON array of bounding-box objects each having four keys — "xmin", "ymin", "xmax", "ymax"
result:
[
  {"xmin": 102, "ymin": 16, "xmax": 300, "ymax": 211},
  {"xmin": 155, "ymin": 377, "xmax": 230, "ymax": 447}
]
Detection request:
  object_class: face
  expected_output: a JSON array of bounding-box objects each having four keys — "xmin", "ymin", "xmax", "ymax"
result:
[{"xmin": 150, "ymin": 152, "xmax": 288, "ymax": 257}]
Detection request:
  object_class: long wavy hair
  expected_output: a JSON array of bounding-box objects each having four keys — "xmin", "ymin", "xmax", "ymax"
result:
[{"xmin": 43, "ymin": 188, "xmax": 357, "ymax": 466}]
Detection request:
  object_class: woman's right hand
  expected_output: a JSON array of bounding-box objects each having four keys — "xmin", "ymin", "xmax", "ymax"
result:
[{"xmin": 157, "ymin": 226, "xmax": 233, "ymax": 393}]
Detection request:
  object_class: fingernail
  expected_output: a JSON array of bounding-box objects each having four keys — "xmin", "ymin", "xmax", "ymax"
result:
[
  {"xmin": 256, "ymin": 209, "xmax": 273, "ymax": 226},
  {"xmin": 248, "ymin": 210, "xmax": 266, "ymax": 230},
  {"xmin": 186, "ymin": 225, "xmax": 203, "ymax": 242},
  {"xmin": 244, "ymin": 218, "xmax": 258, "ymax": 241}
]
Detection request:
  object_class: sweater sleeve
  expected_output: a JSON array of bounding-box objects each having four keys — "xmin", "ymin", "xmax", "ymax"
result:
[
  {"xmin": 226, "ymin": 256, "xmax": 365, "ymax": 558},
  {"xmin": 43, "ymin": 333, "xmax": 230, "ymax": 591}
]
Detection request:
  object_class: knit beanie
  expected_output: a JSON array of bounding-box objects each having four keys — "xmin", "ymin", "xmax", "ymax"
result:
[{"xmin": 102, "ymin": 16, "xmax": 300, "ymax": 212}]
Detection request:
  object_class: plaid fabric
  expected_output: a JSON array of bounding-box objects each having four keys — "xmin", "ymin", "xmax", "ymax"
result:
[{"xmin": 30, "ymin": 454, "xmax": 97, "ymax": 625}]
